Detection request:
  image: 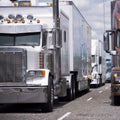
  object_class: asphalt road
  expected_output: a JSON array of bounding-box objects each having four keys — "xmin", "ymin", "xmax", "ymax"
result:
[{"xmin": 0, "ymin": 83, "xmax": 120, "ymax": 120}]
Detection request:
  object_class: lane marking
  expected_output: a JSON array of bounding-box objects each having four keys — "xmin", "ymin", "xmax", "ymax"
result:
[
  {"xmin": 57, "ymin": 112, "xmax": 71, "ymax": 120},
  {"xmin": 87, "ymin": 97, "xmax": 93, "ymax": 101},
  {"xmin": 105, "ymin": 87, "xmax": 108, "ymax": 90},
  {"xmin": 99, "ymin": 90, "xmax": 103, "ymax": 93}
]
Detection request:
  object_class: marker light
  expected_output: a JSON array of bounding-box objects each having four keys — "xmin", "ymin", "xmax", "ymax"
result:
[
  {"xmin": 114, "ymin": 73, "xmax": 118, "ymax": 78},
  {"xmin": 13, "ymin": 19, "xmax": 17, "ymax": 23},
  {"xmin": 49, "ymin": 2, "xmax": 53, "ymax": 7},
  {"xmin": 21, "ymin": 19, "xmax": 25, "ymax": 23},
  {"xmin": 41, "ymin": 70, "xmax": 46, "ymax": 77},
  {"xmin": 28, "ymin": 2, "xmax": 32, "ymax": 7},
  {"xmin": 7, "ymin": 19, "xmax": 11, "ymax": 23},
  {"xmin": 13, "ymin": 2, "xmax": 17, "ymax": 7},
  {"xmin": 37, "ymin": 19, "xmax": 40, "ymax": 23}
]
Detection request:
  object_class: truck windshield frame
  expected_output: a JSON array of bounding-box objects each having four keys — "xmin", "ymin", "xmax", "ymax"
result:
[{"xmin": 0, "ymin": 32, "xmax": 41, "ymax": 46}]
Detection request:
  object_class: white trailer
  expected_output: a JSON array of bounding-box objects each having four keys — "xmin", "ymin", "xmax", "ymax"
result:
[
  {"xmin": 60, "ymin": 0, "xmax": 91, "ymax": 92},
  {"xmin": 91, "ymin": 39, "xmax": 106, "ymax": 87},
  {"xmin": 0, "ymin": 0, "xmax": 91, "ymax": 112}
]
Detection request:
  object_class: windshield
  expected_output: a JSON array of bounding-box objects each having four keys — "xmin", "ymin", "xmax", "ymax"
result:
[
  {"xmin": 117, "ymin": 31, "xmax": 120, "ymax": 47},
  {"xmin": 0, "ymin": 33, "xmax": 41, "ymax": 46}
]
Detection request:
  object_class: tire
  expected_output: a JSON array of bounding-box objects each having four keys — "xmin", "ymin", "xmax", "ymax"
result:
[
  {"xmin": 99, "ymin": 74, "xmax": 102, "ymax": 86},
  {"xmin": 111, "ymin": 95, "xmax": 118, "ymax": 105},
  {"xmin": 42, "ymin": 76, "xmax": 54, "ymax": 112},
  {"xmin": 72, "ymin": 75, "xmax": 76, "ymax": 99},
  {"xmin": 75, "ymin": 76, "xmax": 78, "ymax": 97}
]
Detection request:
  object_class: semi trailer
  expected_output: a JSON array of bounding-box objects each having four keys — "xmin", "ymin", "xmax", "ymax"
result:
[
  {"xmin": 91, "ymin": 39, "xmax": 106, "ymax": 87},
  {"xmin": 0, "ymin": 0, "xmax": 91, "ymax": 111}
]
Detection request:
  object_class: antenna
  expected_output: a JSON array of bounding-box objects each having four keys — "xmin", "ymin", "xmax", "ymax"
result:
[{"xmin": 103, "ymin": 0, "xmax": 105, "ymax": 31}]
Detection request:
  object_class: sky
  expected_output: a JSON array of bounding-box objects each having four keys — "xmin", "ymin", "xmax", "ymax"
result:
[
  {"xmin": 73, "ymin": 0, "xmax": 112, "ymax": 41},
  {"xmin": 69, "ymin": 0, "xmax": 112, "ymax": 59},
  {"xmin": 39, "ymin": 0, "xmax": 112, "ymax": 41}
]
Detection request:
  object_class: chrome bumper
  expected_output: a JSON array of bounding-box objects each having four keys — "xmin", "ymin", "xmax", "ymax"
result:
[{"xmin": 0, "ymin": 86, "xmax": 48, "ymax": 103}]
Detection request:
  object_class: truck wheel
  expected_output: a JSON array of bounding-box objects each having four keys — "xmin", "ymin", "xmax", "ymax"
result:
[
  {"xmin": 67, "ymin": 75, "xmax": 75, "ymax": 101},
  {"xmin": 111, "ymin": 95, "xmax": 118, "ymax": 105},
  {"xmin": 99, "ymin": 74, "xmax": 102, "ymax": 86},
  {"xmin": 72, "ymin": 75, "xmax": 76, "ymax": 99},
  {"xmin": 42, "ymin": 76, "xmax": 54, "ymax": 112},
  {"xmin": 75, "ymin": 76, "xmax": 78, "ymax": 97}
]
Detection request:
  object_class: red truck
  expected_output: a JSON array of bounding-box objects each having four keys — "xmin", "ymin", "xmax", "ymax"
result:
[{"xmin": 104, "ymin": 0, "xmax": 120, "ymax": 105}]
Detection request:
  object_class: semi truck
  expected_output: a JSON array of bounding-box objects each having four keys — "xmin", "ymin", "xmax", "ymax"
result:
[
  {"xmin": 91, "ymin": 39, "xmax": 106, "ymax": 87},
  {"xmin": 0, "ymin": 0, "xmax": 91, "ymax": 111},
  {"xmin": 104, "ymin": 0, "xmax": 120, "ymax": 105}
]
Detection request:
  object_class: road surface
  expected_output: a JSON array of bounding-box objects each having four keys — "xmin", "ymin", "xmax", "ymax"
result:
[{"xmin": 0, "ymin": 83, "xmax": 120, "ymax": 120}]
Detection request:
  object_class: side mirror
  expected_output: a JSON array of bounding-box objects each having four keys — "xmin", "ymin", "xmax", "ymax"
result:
[
  {"xmin": 42, "ymin": 30, "xmax": 55, "ymax": 50},
  {"xmin": 55, "ymin": 29, "xmax": 62, "ymax": 48},
  {"xmin": 103, "ymin": 32, "xmax": 109, "ymax": 53},
  {"xmin": 47, "ymin": 31, "xmax": 54, "ymax": 49}
]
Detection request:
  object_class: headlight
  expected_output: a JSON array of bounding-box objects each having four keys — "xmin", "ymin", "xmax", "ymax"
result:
[
  {"xmin": 27, "ymin": 70, "xmax": 46, "ymax": 78},
  {"xmin": 113, "ymin": 73, "xmax": 120, "ymax": 83},
  {"xmin": 114, "ymin": 73, "xmax": 118, "ymax": 78},
  {"xmin": 29, "ymin": 71, "xmax": 36, "ymax": 77}
]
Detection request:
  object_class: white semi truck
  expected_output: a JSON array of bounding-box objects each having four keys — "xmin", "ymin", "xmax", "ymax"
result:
[
  {"xmin": 0, "ymin": 0, "xmax": 91, "ymax": 112},
  {"xmin": 91, "ymin": 39, "xmax": 106, "ymax": 87}
]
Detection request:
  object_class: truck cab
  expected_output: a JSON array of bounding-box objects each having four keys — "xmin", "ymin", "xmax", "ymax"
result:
[
  {"xmin": 0, "ymin": 0, "xmax": 91, "ymax": 112},
  {"xmin": 0, "ymin": 2, "xmax": 55, "ymax": 112},
  {"xmin": 104, "ymin": 0, "xmax": 120, "ymax": 105}
]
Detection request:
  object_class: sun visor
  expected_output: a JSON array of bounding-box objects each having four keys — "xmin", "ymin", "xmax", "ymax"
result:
[{"xmin": 0, "ymin": 24, "xmax": 42, "ymax": 34}]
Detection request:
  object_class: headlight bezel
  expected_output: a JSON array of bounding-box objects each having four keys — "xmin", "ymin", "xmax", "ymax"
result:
[
  {"xmin": 112, "ymin": 72, "xmax": 120, "ymax": 84},
  {"xmin": 27, "ymin": 70, "xmax": 46, "ymax": 79}
]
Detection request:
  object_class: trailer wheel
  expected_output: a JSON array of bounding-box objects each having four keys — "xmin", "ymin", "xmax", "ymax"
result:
[
  {"xmin": 42, "ymin": 75, "xmax": 54, "ymax": 112},
  {"xmin": 67, "ymin": 75, "xmax": 75, "ymax": 101},
  {"xmin": 111, "ymin": 95, "xmax": 118, "ymax": 105}
]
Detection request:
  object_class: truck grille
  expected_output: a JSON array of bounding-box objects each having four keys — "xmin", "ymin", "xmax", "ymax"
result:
[{"xmin": 0, "ymin": 48, "xmax": 26, "ymax": 83}]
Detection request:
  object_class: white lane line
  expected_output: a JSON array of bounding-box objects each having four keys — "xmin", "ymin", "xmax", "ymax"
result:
[
  {"xmin": 105, "ymin": 87, "xmax": 108, "ymax": 90},
  {"xmin": 57, "ymin": 112, "xmax": 71, "ymax": 120},
  {"xmin": 87, "ymin": 97, "xmax": 93, "ymax": 101},
  {"xmin": 99, "ymin": 90, "xmax": 103, "ymax": 93}
]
